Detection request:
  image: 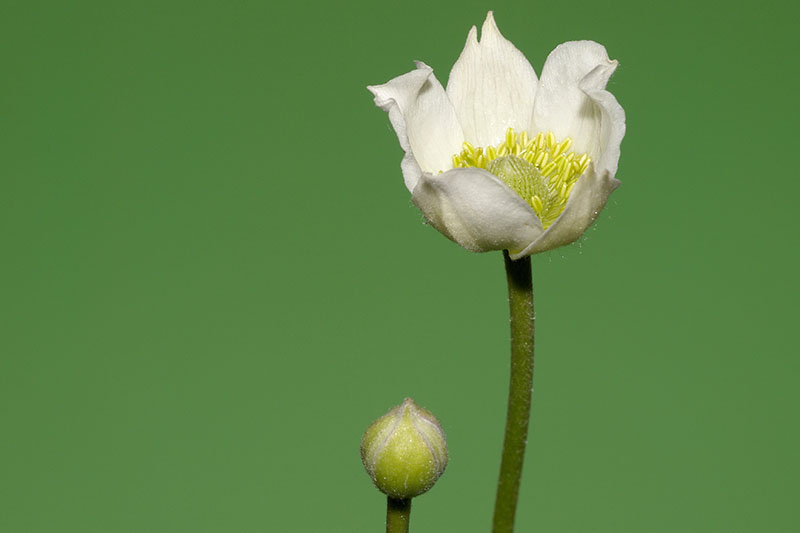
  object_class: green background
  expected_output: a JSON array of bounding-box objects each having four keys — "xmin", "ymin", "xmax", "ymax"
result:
[{"xmin": 2, "ymin": 0, "xmax": 798, "ymax": 531}]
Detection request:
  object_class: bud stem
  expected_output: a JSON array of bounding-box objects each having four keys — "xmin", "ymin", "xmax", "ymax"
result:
[
  {"xmin": 386, "ymin": 497, "xmax": 411, "ymax": 533},
  {"xmin": 492, "ymin": 251, "xmax": 535, "ymax": 533}
]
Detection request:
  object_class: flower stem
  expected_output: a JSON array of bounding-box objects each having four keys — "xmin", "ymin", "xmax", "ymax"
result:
[
  {"xmin": 492, "ymin": 251, "xmax": 535, "ymax": 533},
  {"xmin": 386, "ymin": 497, "xmax": 411, "ymax": 533}
]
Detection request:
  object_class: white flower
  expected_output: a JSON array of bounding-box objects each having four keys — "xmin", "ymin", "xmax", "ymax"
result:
[{"xmin": 368, "ymin": 12, "xmax": 625, "ymax": 258}]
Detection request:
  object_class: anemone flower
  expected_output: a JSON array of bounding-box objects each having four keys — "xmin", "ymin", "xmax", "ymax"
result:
[{"xmin": 368, "ymin": 12, "xmax": 625, "ymax": 258}]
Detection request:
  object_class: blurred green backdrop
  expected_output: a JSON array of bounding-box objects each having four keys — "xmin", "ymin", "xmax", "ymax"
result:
[{"xmin": 2, "ymin": 0, "xmax": 798, "ymax": 531}]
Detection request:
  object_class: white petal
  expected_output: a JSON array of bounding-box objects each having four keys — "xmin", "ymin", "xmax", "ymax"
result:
[
  {"xmin": 411, "ymin": 167, "xmax": 543, "ymax": 254},
  {"xmin": 512, "ymin": 164, "xmax": 619, "ymax": 258},
  {"xmin": 446, "ymin": 12, "xmax": 538, "ymax": 148},
  {"xmin": 531, "ymin": 41, "xmax": 625, "ymax": 175},
  {"xmin": 369, "ymin": 63, "xmax": 464, "ymax": 191},
  {"xmin": 579, "ymin": 66, "xmax": 626, "ymax": 176}
]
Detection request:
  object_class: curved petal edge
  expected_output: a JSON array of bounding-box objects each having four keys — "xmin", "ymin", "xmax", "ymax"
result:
[
  {"xmin": 411, "ymin": 168, "xmax": 543, "ymax": 254},
  {"xmin": 580, "ymin": 66, "xmax": 626, "ymax": 177},
  {"xmin": 512, "ymin": 164, "xmax": 619, "ymax": 258},
  {"xmin": 368, "ymin": 64, "xmax": 464, "ymax": 191},
  {"xmin": 532, "ymin": 40, "xmax": 624, "ymax": 170}
]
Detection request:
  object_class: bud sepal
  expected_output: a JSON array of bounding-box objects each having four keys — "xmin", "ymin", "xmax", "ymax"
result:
[{"xmin": 360, "ymin": 398, "xmax": 448, "ymax": 499}]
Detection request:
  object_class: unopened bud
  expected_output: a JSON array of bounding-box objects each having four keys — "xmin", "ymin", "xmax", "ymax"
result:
[{"xmin": 360, "ymin": 398, "xmax": 448, "ymax": 499}]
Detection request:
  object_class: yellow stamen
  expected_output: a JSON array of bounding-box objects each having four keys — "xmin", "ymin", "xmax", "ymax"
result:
[
  {"xmin": 532, "ymin": 195, "xmax": 544, "ymax": 214},
  {"xmin": 451, "ymin": 128, "xmax": 592, "ymax": 229}
]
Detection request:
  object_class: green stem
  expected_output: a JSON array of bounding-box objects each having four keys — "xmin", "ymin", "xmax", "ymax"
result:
[
  {"xmin": 386, "ymin": 497, "xmax": 411, "ymax": 533},
  {"xmin": 492, "ymin": 251, "xmax": 535, "ymax": 533}
]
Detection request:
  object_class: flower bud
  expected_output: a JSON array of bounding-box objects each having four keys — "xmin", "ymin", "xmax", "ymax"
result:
[{"xmin": 360, "ymin": 398, "xmax": 448, "ymax": 499}]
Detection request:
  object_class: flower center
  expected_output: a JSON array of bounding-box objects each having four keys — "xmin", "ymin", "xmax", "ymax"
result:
[{"xmin": 452, "ymin": 128, "xmax": 591, "ymax": 229}]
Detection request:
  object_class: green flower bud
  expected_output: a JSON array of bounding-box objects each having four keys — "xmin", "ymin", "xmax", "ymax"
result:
[{"xmin": 360, "ymin": 398, "xmax": 448, "ymax": 499}]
